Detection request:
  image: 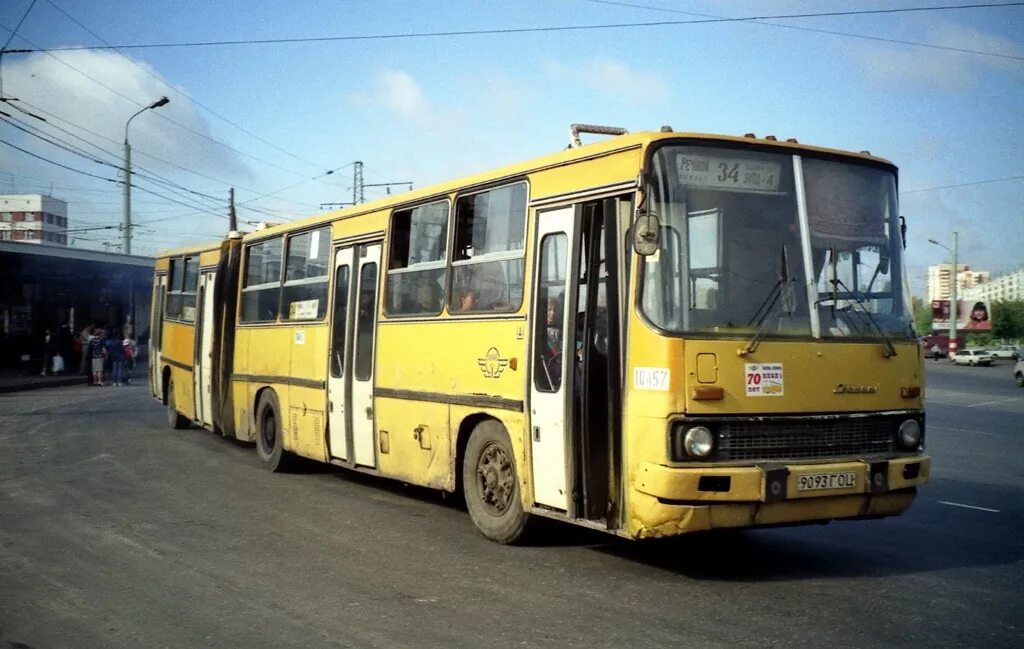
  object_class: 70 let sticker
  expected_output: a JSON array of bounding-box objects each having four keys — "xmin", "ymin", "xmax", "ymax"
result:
[{"xmin": 745, "ymin": 363, "xmax": 784, "ymax": 397}]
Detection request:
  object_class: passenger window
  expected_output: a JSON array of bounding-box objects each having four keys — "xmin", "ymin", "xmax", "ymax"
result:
[
  {"xmin": 385, "ymin": 200, "xmax": 449, "ymax": 316},
  {"xmin": 533, "ymin": 233, "xmax": 567, "ymax": 392},
  {"xmin": 355, "ymin": 262, "xmax": 378, "ymax": 380},
  {"xmin": 180, "ymin": 256, "xmax": 199, "ymax": 322},
  {"xmin": 241, "ymin": 238, "xmax": 283, "ymax": 323},
  {"xmin": 329, "ymin": 264, "xmax": 350, "ymax": 378},
  {"xmin": 165, "ymin": 258, "xmax": 181, "ymax": 319},
  {"xmin": 450, "ymin": 182, "xmax": 527, "ymax": 313},
  {"xmin": 282, "ymin": 227, "xmax": 330, "ymax": 320},
  {"xmin": 166, "ymin": 256, "xmax": 198, "ymax": 321}
]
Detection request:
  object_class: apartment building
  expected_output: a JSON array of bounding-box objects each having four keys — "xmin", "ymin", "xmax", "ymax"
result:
[
  {"xmin": 927, "ymin": 263, "xmax": 989, "ymax": 302},
  {"xmin": 0, "ymin": 194, "xmax": 69, "ymax": 246}
]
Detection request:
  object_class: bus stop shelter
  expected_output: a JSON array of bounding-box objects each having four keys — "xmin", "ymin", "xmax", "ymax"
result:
[{"xmin": 0, "ymin": 241, "xmax": 154, "ymax": 371}]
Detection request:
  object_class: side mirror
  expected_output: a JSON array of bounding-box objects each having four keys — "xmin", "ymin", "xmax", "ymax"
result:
[{"xmin": 633, "ymin": 210, "xmax": 661, "ymax": 256}]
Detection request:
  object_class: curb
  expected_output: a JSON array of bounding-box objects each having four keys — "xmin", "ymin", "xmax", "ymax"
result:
[{"xmin": 0, "ymin": 375, "xmax": 91, "ymax": 394}]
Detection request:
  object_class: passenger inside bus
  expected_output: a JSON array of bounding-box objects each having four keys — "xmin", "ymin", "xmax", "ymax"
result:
[{"xmin": 543, "ymin": 295, "xmax": 564, "ymax": 389}]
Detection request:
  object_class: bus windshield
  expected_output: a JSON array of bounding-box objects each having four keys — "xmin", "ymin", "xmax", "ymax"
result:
[{"xmin": 641, "ymin": 144, "xmax": 913, "ymax": 339}]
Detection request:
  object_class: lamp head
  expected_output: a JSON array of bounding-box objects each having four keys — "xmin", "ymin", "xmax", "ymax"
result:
[{"xmin": 149, "ymin": 96, "xmax": 170, "ymax": 109}]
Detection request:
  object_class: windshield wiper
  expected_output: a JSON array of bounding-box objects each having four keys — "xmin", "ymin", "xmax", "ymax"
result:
[
  {"xmin": 830, "ymin": 277, "xmax": 898, "ymax": 358},
  {"xmin": 740, "ymin": 246, "xmax": 796, "ymax": 356}
]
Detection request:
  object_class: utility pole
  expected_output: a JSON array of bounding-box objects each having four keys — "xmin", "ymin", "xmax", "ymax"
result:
[
  {"xmin": 928, "ymin": 232, "xmax": 961, "ymax": 359},
  {"xmin": 949, "ymin": 231, "xmax": 959, "ymax": 359},
  {"xmin": 320, "ymin": 161, "xmax": 411, "ymax": 210},
  {"xmin": 229, "ymin": 187, "xmax": 237, "ymax": 232},
  {"xmin": 353, "ymin": 161, "xmax": 364, "ymax": 205},
  {"xmin": 123, "ymin": 96, "xmax": 170, "ymax": 255}
]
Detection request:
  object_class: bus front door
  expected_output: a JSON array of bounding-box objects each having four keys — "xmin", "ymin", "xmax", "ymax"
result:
[
  {"xmin": 529, "ymin": 206, "xmax": 578, "ymax": 512},
  {"xmin": 327, "ymin": 243, "xmax": 381, "ymax": 468}
]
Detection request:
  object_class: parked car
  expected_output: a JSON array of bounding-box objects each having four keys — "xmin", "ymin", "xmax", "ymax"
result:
[
  {"xmin": 989, "ymin": 345, "xmax": 1020, "ymax": 360},
  {"xmin": 954, "ymin": 349, "xmax": 994, "ymax": 366},
  {"xmin": 1015, "ymin": 359, "xmax": 1024, "ymax": 387}
]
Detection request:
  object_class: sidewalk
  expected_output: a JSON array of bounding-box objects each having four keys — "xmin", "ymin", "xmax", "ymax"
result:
[{"xmin": 0, "ymin": 361, "xmax": 149, "ymax": 394}]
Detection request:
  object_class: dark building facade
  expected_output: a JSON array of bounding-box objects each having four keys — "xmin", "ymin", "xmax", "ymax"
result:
[{"xmin": 0, "ymin": 241, "xmax": 153, "ymax": 370}]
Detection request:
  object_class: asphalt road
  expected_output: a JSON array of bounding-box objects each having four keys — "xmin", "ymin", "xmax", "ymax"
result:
[{"xmin": 0, "ymin": 361, "xmax": 1021, "ymax": 649}]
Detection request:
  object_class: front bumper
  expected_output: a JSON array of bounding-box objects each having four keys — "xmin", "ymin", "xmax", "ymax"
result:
[{"xmin": 628, "ymin": 455, "xmax": 929, "ymax": 538}]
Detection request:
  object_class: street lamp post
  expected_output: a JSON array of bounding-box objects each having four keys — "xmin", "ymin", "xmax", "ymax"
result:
[
  {"xmin": 123, "ymin": 96, "xmax": 169, "ymax": 255},
  {"xmin": 928, "ymin": 232, "xmax": 959, "ymax": 359}
]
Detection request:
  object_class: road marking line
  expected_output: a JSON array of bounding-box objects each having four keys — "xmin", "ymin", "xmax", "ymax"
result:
[
  {"xmin": 938, "ymin": 501, "xmax": 1000, "ymax": 513},
  {"xmin": 966, "ymin": 398, "xmax": 1017, "ymax": 408},
  {"xmin": 929, "ymin": 425, "xmax": 992, "ymax": 436}
]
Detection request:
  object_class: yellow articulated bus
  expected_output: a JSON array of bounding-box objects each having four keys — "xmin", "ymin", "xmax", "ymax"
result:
[{"xmin": 151, "ymin": 125, "xmax": 929, "ymax": 543}]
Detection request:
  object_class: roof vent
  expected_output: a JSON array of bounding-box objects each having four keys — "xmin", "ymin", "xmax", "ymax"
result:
[
  {"xmin": 786, "ymin": 138, "xmax": 798, "ymax": 143},
  {"xmin": 743, "ymin": 133, "xmax": 756, "ymax": 138},
  {"xmin": 765, "ymin": 135, "xmax": 778, "ymax": 141},
  {"xmin": 569, "ymin": 123, "xmax": 628, "ymax": 148},
  {"xmin": 860, "ymin": 150, "xmax": 871, "ymax": 155},
  {"xmin": 660, "ymin": 125, "xmax": 674, "ymax": 132}
]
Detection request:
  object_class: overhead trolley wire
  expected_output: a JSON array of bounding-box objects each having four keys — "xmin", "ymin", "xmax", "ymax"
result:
[
  {"xmin": 7, "ymin": 98, "xmax": 321, "ymax": 210},
  {"xmin": 0, "ymin": 137, "xmax": 228, "ymax": 219},
  {"xmin": 41, "ymin": 0, "xmax": 336, "ymax": 176},
  {"xmin": 2, "ymin": 3, "xmax": 1023, "ymax": 60},
  {"xmin": 0, "ymin": 111, "xmax": 230, "ymax": 213},
  {"xmin": 581, "ymin": 0, "xmax": 1024, "ymax": 62},
  {"xmin": 0, "ymin": 30, "xmax": 322, "ymax": 180},
  {"xmin": 900, "ymin": 175, "xmax": 1024, "ymax": 194}
]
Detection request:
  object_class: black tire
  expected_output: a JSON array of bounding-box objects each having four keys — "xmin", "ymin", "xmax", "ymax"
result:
[
  {"xmin": 166, "ymin": 378, "xmax": 190, "ymax": 430},
  {"xmin": 1016, "ymin": 373, "xmax": 1024, "ymax": 387},
  {"xmin": 255, "ymin": 390, "xmax": 292, "ymax": 472},
  {"xmin": 462, "ymin": 420, "xmax": 530, "ymax": 544}
]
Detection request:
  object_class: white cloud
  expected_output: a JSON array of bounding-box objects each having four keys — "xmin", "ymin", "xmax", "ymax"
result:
[
  {"xmin": 854, "ymin": 19, "xmax": 1024, "ymax": 90},
  {"xmin": 544, "ymin": 57, "xmax": 668, "ymax": 104},
  {"xmin": 368, "ymin": 69, "xmax": 431, "ymax": 121},
  {"xmin": 3, "ymin": 50, "xmax": 250, "ymax": 180}
]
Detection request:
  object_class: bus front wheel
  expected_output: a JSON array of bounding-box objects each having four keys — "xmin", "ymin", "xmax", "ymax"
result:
[
  {"xmin": 166, "ymin": 378, "xmax": 189, "ymax": 430},
  {"xmin": 255, "ymin": 391, "xmax": 292, "ymax": 472},
  {"xmin": 462, "ymin": 420, "xmax": 530, "ymax": 544}
]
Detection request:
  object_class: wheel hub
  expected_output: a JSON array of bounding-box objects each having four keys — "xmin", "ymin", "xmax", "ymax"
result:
[{"xmin": 476, "ymin": 441, "xmax": 514, "ymax": 515}]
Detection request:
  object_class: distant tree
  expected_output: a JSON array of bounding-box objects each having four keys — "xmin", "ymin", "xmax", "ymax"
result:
[
  {"xmin": 912, "ymin": 296, "xmax": 932, "ymax": 335},
  {"xmin": 991, "ymin": 300, "xmax": 1024, "ymax": 340}
]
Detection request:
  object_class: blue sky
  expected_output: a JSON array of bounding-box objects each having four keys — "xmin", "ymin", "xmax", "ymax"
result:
[{"xmin": 1, "ymin": 0, "xmax": 1022, "ymax": 294}]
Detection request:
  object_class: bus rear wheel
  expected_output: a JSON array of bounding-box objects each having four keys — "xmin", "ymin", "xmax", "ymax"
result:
[
  {"xmin": 462, "ymin": 420, "xmax": 530, "ymax": 544},
  {"xmin": 255, "ymin": 391, "xmax": 292, "ymax": 472},
  {"xmin": 166, "ymin": 378, "xmax": 189, "ymax": 430}
]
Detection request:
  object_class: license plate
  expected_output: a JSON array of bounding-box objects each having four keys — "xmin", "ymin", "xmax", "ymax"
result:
[{"xmin": 796, "ymin": 471, "xmax": 857, "ymax": 491}]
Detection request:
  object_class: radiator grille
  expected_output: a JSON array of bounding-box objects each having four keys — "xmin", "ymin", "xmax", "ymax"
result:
[{"xmin": 717, "ymin": 417, "xmax": 896, "ymax": 461}]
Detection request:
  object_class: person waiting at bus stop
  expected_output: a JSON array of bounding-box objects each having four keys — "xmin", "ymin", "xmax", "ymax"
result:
[
  {"xmin": 87, "ymin": 327, "xmax": 105, "ymax": 386},
  {"xmin": 104, "ymin": 330, "xmax": 126, "ymax": 386}
]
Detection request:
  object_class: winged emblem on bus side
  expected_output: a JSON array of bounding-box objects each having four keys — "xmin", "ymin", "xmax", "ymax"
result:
[{"xmin": 478, "ymin": 347, "xmax": 509, "ymax": 379}]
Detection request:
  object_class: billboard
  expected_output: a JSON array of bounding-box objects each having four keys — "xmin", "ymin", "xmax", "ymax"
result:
[{"xmin": 931, "ymin": 299, "xmax": 991, "ymax": 332}]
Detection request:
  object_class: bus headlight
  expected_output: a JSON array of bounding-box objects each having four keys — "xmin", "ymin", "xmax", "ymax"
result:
[
  {"xmin": 898, "ymin": 419, "xmax": 922, "ymax": 450},
  {"xmin": 682, "ymin": 426, "xmax": 715, "ymax": 458}
]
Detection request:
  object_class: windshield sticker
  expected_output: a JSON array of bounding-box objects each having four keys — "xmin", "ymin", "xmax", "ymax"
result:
[
  {"xmin": 634, "ymin": 367, "xmax": 670, "ymax": 391},
  {"xmin": 745, "ymin": 363, "xmax": 783, "ymax": 397},
  {"xmin": 675, "ymin": 154, "xmax": 782, "ymax": 194}
]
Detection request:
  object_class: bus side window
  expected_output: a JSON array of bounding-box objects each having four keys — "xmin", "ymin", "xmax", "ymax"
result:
[
  {"xmin": 450, "ymin": 182, "xmax": 527, "ymax": 313},
  {"xmin": 385, "ymin": 200, "xmax": 448, "ymax": 316},
  {"xmin": 241, "ymin": 237, "xmax": 283, "ymax": 323}
]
